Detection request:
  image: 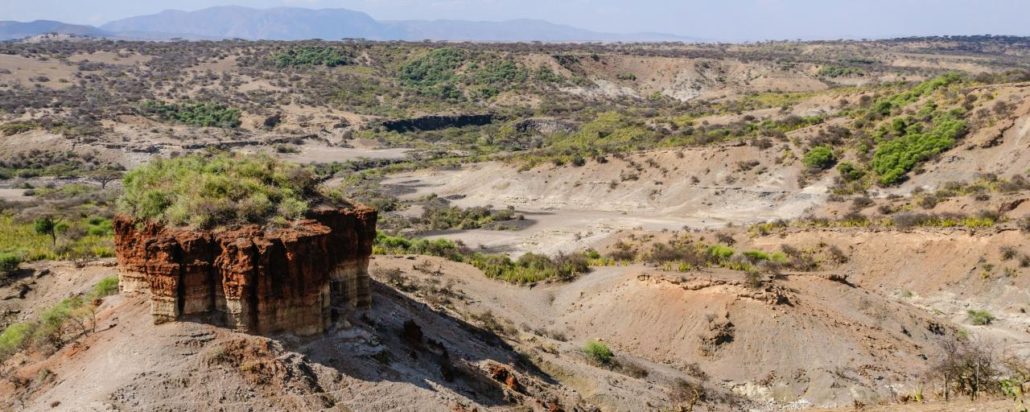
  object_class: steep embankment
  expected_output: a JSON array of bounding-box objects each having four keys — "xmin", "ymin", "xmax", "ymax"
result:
[
  {"xmin": 370, "ymin": 255, "xmax": 968, "ymax": 408},
  {"xmin": 113, "ymin": 206, "xmax": 377, "ymax": 335}
]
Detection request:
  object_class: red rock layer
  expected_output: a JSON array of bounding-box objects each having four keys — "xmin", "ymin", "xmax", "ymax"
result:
[{"xmin": 113, "ymin": 206, "xmax": 377, "ymax": 335}]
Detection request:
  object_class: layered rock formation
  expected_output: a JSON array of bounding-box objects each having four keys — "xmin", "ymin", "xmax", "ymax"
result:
[{"xmin": 114, "ymin": 206, "xmax": 377, "ymax": 335}]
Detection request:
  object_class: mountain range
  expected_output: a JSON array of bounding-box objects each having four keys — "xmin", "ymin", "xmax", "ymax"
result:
[
  {"xmin": 0, "ymin": 6, "xmax": 695, "ymax": 42},
  {"xmin": 0, "ymin": 20, "xmax": 108, "ymax": 40}
]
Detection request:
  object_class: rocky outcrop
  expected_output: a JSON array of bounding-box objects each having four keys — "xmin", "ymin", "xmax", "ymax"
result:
[
  {"xmin": 380, "ymin": 114, "xmax": 494, "ymax": 132},
  {"xmin": 113, "ymin": 206, "xmax": 377, "ymax": 335},
  {"xmin": 513, "ymin": 118, "xmax": 578, "ymax": 136}
]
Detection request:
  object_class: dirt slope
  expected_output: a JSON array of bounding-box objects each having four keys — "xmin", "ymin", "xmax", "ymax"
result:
[
  {"xmin": 0, "ymin": 262, "xmax": 595, "ymax": 412},
  {"xmin": 369, "ymin": 255, "xmax": 972, "ymax": 409}
]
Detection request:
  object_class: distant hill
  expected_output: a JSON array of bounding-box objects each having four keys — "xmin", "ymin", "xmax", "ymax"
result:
[
  {"xmin": 95, "ymin": 6, "xmax": 695, "ymax": 42},
  {"xmin": 384, "ymin": 18, "xmax": 692, "ymax": 42},
  {"xmin": 0, "ymin": 20, "xmax": 108, "ymax": 41},
  {"xmin": 100, "ymin": 6, "xmax": 394, "ymax": 41}
]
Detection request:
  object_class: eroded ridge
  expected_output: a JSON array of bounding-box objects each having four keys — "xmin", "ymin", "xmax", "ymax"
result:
[{"xmin": 113, "ymin": 206, "xmax": 377, "ymax": 335}]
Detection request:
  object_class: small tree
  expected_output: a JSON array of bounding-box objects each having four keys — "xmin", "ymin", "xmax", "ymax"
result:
[
  {"xmin": 89, "ymin": 167, "xmax": 123, "ymax": 189},
  {"xmin": 34, "ymin": 216, "xmax": 58, "ymax": 246}
]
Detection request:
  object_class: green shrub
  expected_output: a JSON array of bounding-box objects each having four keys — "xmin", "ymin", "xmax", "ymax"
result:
[
  {"xmin": 91, "ymin": 276, "xmax": 119, "ymax": 298},
  {"xmin": 871, "ymin": 111, "xmax": 966, "ymax": 185},
  {"xmin": 534, "ymin": 65, "xmax": 563, "ymax": 83},
  {"xmin": 583, "ymin": 340, "xmax": 614, "ymax": 365},
  {"xmin": 743, "ymin": 250, "xmax": 786, "ymax": 264},
  {"xmin": 138, "ymin": 100, "xmax": 241, "ymax": 128},
  {"xmin": 118, "ymin": 153, "xmax": 323, "ymax": 228},
  {"xmin": 86, "ymin": 217, "xmax": 114, "ymax": 237},
  {"xmin": 743, "ymin": 250, "xmax": 770, "ymax": 261},
  {"xmin": 0, "ymin": 322, "xmax": 31, "ymax": 357},
  {"xmin": 707, "ymin": 244, "xmax": 735, "ymax": 261},
  {"xmin": 374, "ymin": 232, "xmax": 589, "ymax": 283},
  {"xmin": 616, "ymin": 72, "xmax": 637, "ymax": 81},
  {"xmin": 399, "ymin": 48, "xmax": 466, "ymax": 98},
  {"xmin": 0, "ymin": 252, "xmax": 20, "ymax": 277},
  {"xmin": 967, "ymin": 309, "xmax": 995, "ymax": 325},
  {"xmin": 0, "ymin": 121, "xmax": 37, "ymax": 136},
  {"xmin": 867, "ymin": 73, "xmax": 962, "ymax": 117},
  {"xmin": 397, "ymin": 49, "xmax": 531, "ymax": 101},
  {"xmin": 413, "ymin": 203, "xmax": 518, "ymax": 232},
  {"xmin": 272, "ymin": 46, "xmax": 348, "ymax": 68},
  {"xmin": 467, "ymin": 251, "xmax": 589, "ymax": 283},
  {"xmin": 836, "ymin": 162, "xmax": 865, "ymax": 182},
  {"xmin": 860, "ymin": 74, "xmax": 968, "ymax": 185},
  {"xmin": 818, "ymin": 66, "xmax": 864, "ymax": 78},
  {"xmin": 803, "ymin": 146, "xmax": 837, "ymax": 170},
  {"xmin": 472, "ymin": 59, "xmax": 528, "ymax": 86}
]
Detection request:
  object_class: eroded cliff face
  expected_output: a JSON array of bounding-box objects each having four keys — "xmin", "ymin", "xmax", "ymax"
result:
[{"xmin": 113, "ymin": 206, "xmax": 377, "ymax": 335}]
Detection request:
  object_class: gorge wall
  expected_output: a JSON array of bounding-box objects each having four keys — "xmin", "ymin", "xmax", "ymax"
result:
[
  {"xmin": 113, "ymin": 206, "xmax": 377, "ymax": 336},
  {"xmin": 380, "ymin": 114, "xmax": 494, "ymax": 132}
]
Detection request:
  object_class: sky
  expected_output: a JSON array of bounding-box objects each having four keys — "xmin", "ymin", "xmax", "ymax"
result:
[{"xmin": 2, "ymin": 0, "xmax": 1029, "ymax": 41}]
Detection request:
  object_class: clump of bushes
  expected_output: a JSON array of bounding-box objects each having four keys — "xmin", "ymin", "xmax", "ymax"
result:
[
  {"xmin": 752, "ymin": 209, "xmax": 1000, "ymax": 233},
  {"xmin": 398, "ymin": 48, "xmax": 466, "ymax": 99},
  {"xmin": 867, "ymin": 73, "xmax": 962, "ymax": 117},
  {"xmin": 118, "ymin": 153, "xmax": 329, "ymax": 228},
  {"xmin": 871, "ymin": 111, "xmax": 967, "ymax": 185},
  {"xmin": 138, "ymin": 100, "xmax": 241, "ymax": 128},
  {"xmin": 818, "ymin": 65, "xmax": 864, "ymax": 78},
  {"xmin": 470, "ymin": 252, "xmax": 589, "ymax": 283},
  {"xmin": 373, "ymin": 233, "xmax": 590, "ymax": 284},
  {"xmin": 892, "ymin": 212, "xmax": 997, "ymax": 229},
  {"xmin": 393, "ymin": 196, "xmax": 521, "ymax": 232},
  {"xmin": 0, "ymin": 149, "xmax": 110, "ymax": 179},
  {"xmin": 610, "ymin": 234, "xmax": 807, "ymax": 275},
  {"xmin": 374, "ymin": 233, "xmax": 465, "ymax": 261},
  {"xmin": 836, "ymin": 162, "xmax": 865, "ymax": 181},
  {"xmin": 272, "ymin": 46, "xmax": 349, "ymax": 68},
  {"xmin": 0, "ymin": 121, "xmax": 38, "ymax": 136},
  {"xmin": 397, "ymin": 48, "xmax": 530, "ymax": 101},
  {"xmin": 707, "ymin": 244, "xmax": 735, "ymax": 262},
  {"xmin": 803, "ymin": 146, "xmax": 837, "ymax": 170},
  {"xmin": 854, "ymin": 74, "xmax": 968, "ymax": 185}
]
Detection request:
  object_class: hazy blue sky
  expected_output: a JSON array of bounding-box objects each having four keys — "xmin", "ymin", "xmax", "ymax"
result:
[{"xmin": 3, "ymin": 0, "xmax": 1028, "ymax": 41}]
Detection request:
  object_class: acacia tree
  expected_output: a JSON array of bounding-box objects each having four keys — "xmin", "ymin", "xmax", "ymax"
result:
[{"xmin": 89, "ymin": 167, "xmax": 123, "ymax": 189}]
